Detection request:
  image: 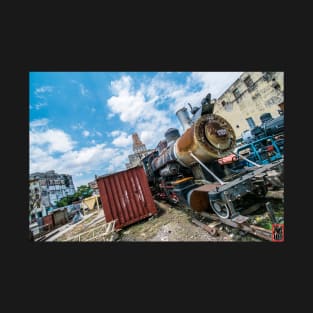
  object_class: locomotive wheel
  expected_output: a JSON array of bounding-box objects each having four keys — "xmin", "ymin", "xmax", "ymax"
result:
[{"xmin": 209, "ymin": 199, "xmax": 230, "ymax": 219}]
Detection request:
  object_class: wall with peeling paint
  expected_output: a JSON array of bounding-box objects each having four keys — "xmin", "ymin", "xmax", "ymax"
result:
[{"xmin": 214, "ymin": 72, "xmax": 284, "ymax": 138}]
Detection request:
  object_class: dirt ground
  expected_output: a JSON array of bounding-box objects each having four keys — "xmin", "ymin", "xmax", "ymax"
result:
[
  {"xmin": 52, "ymin": 199, "xmax": 283, "ymax": 242},
  {"xmin": 116, "ymin": 200, "xmax": 284, "ymax": 242},
  {"xmin": 117, "ymin": 203, "xmax": 233, "ymax": 242}
]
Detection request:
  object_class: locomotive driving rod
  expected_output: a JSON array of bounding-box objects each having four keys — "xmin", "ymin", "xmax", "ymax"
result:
[
  {"xmin": 231, "ymin": 150, "xmax": 261, "ymax": 167},
  {"xmin": 189, "ymin": 152, "xmax": 225, "ymax": 185}
]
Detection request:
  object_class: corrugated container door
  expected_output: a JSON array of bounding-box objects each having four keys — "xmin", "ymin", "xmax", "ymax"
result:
[
  {"xmin": 97, "ymin": 167, "xmax": 157, "ymax": 229},
  {"xmin": 43, "ymin": 215, "xmax": 54, "ymax": 228},
  {"xmin": 53, "ymin": 210, "xmax": 67, "ymax": 227}
]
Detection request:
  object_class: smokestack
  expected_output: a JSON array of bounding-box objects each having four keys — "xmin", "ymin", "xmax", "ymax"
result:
[{"xmin": 176, "ymin": 107, "xmax": 192, "ymax": 131}]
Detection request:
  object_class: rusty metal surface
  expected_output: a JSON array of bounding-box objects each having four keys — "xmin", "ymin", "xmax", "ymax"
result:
[
  {"xmin": 174, "ymin": 114, "xmax": 236, "ymax": 167},
  {"xmin": 192, "ymin": 183, "xmax": 221, "ymax": 192},
  {"xmin": 187, "ymin": 183, "xmax": 221, "ymax": 212},
  {"xmin": 191, "ymin": 218, "xmax": 218, "ymax": 236},
  {"xmin": 96, "ymin": 167, "xmax": 157, "ymax": 229},
  {"xmin": 43, "ymin": 215, "xmax": 54, "ymax": 227},
  {"xmin": 199, "ymin": 211, "xmax": 273, "ymax": 241}
]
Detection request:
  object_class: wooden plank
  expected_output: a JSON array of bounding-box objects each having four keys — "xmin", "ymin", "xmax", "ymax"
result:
[
  {"xmin": 207, "ymin": 221, "xmax": 221, "ymax": 228},
  {"xmin": 265, "ymin": 190, "xmax": 284, "ymax": 200},
  {"xmin": 200, "ymin": 211, "xmax": 272, "ymax": 241}
]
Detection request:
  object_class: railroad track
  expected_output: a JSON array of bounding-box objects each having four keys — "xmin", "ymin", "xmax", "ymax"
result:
[{"xmin": 154, "ymin": 199, "xmax": 283, "ymax": 242}]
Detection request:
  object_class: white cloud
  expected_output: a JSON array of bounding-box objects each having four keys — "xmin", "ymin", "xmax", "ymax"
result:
[
  {"xmin": 79, "ymin": 83, "xmax": 88, "ymax": 96},
  {"xmin": 33, "ymin": 85, "xmax": 54, "ymax": 110},
  {"xmin": 61, "ymin": 144, "xmax": 112, "ymax": 167},
  {"xmin": 108, "ymin": 75, "xmax": 170, "ymax": 125},
  {"xmin": 29, "ymin": 125, "xmax": 132, "ymax": 186},
  {"xmin": 107, "ymin": 112, "xmax": 115, "ymax": 119},
  {"xmin": 145, "ymin": 72, "xmax": 242, "ymax": 113},
  {"xmin": 71, "ymin": 80, "xmax": 89, "ymax": 96},
  {"xmin": 34, "ymin": 86, "xmax": 54, "ymax": 98},
  {"xmin": 72, "ymin": 122, "xmax": 84, "ymax": 130},
  {"xmin": 105, "ymin": 148, "xmax": 132, "ymax": 174},
  {"xmin": 107, "ymin": 75, "xmax": 182, "ymax": 148},
  {"xmin": 189, "ymin": 72, "xmax": 243, "ymax": 98},
  {"xmin": 106, "ymin": 72, "xmax": 243, "ymax": 149},
  {"xmin": 73, "ymin": 126, "xmax": 101, "ymax": 138},
  {"xmin": 30, "ymin": 118, "xmax": 49, "ymax": 128},
  {"xmin": 111, "ymin": 131, "xmax": 132, "ymax": 147},
  {"xmin": 82, "ymin": 130, "xmax": 90, "ymax": 137},
  {"xmin": 110, "ymin": 130, "xmax": 122, "ymax": 137},
  {"xmin": 30, "ymin": 136, "xmax": 129, "ymax": 182},
  {"xmin": 91, "ymin": 139, "xmax": 96, "ymax": 144},
  {"xmin": 30, "ymin": 128, "xmax": 75, "ymax": 153}
]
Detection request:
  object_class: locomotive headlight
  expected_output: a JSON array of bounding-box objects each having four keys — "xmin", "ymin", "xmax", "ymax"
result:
[
  {"xmin": 204, "ymin": 122, "xmax": 231, "ymax": 150},
  {"xmin": 216, "ymin": 128, "xmax": 227, "ymax": 137}
]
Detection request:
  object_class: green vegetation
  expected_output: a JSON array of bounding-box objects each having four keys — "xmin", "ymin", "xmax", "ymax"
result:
[{"xmin": 56, "ymin": 185, "xmax": 93, "ymax": 207}]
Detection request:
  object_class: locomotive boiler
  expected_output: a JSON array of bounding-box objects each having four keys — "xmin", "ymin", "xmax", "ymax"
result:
[{"xmin": 142, "ymin": 93, "xmax": 284, "ymax": 219}]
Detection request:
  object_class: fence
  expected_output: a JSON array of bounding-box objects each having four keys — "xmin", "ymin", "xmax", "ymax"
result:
[{"xmin": 64, "ymin": 220, "xmax": 117, "ymax": 242}]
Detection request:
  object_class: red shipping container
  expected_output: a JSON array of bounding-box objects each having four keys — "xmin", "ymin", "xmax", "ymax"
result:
[
  {"xmin": 97, "ymin": 166, "xmax": 157, "ymax": 229},
  {"xmin": 43, "ymin": 214, "xmax": 54, "ymax": 230}
]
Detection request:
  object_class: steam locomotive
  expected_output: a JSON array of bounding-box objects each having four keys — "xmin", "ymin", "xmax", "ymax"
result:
[
  {"xmin": 142, "ymin": 93, "xmax": 284, "ymax": 219},
  {"xmin": 242, "ymin": 112, "xmax": 284, "ymax": 144}
]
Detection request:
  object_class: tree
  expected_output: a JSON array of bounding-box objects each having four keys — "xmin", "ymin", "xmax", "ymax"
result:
[
  {"xmin": 56, "ymin": 185, "xmax": 93, "ymax": 207},
  {"xmin": 76, "ymin": 185, "xmax": 93, "ymax": 197}
]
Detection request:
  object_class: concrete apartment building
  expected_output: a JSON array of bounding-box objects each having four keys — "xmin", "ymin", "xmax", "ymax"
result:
[
  {"xmin": 29, "ymin": 170, "xmax": 75, "ymax": 222},
  {"xmin": 213, "ymin": 72, "xmax": 284, "ymax": 138}
]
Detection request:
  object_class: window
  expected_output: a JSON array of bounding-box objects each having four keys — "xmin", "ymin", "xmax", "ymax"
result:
[
  {"xmin": 244, "ymin": 76, "xmax": 255, "ymax": 91},
  {"xmin": 246, "ymin": 117, "xmax": 256, "ymax": 129},
  {"xmin": 263, "ymin": 72, "xmax": 273, "ymax": 81},
  {"xmin": 31, "ymin": 214, "xmax": 36, "ymax": 222},
  {"xmin": 233, "ymin": 88, "xmax": 241, "ymax": 99},
  {"xmin": 244, "ymin": 76, "xmax": 254, "ymax": 88},
  {"xmin": 272, "ymin": 80, "xmax": 281, "ymax": 90}
]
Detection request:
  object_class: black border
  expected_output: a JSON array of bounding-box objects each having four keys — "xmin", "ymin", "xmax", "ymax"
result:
[{"xmin": 7, "ymin": 26, "xmax": 299, "ymax": 304}]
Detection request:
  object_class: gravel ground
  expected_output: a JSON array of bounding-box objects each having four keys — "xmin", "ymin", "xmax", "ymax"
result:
[
  {"xmin": 52, "ymin": 200, "xmax": 283, "ymax": 242},
  {"xmin": 118, "ymin": 204, "xmax": 233, "ymax": 242},
  {"xmin": 55, "ymin": 211, "xmax": 105, "ymax": 241}
]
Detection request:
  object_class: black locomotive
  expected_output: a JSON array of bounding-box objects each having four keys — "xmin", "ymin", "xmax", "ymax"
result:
[
  {"xmin": 243, "ymin": 112, "xmax": 284, "ymax": 142},
  {"xmin": 142, "ymin": 93, "xmax": 284, "ymax": 219}
]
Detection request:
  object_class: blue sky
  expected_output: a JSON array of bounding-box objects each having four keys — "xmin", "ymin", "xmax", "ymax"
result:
[{"xmin": 29, "ymin": 72, "xmax": 242, "ymax": 188}]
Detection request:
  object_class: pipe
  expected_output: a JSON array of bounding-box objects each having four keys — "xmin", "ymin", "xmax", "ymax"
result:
[
  {"xmin": 231, "ymin": 150, "xmax": 261, "ymax": 167},
  {"xmin": 176, "ymin": 107, "xmax": 192, "ymax": 131},
  {"xmin": 189, "ymin": 152, "xmax": 225, "ymax": 185}
]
